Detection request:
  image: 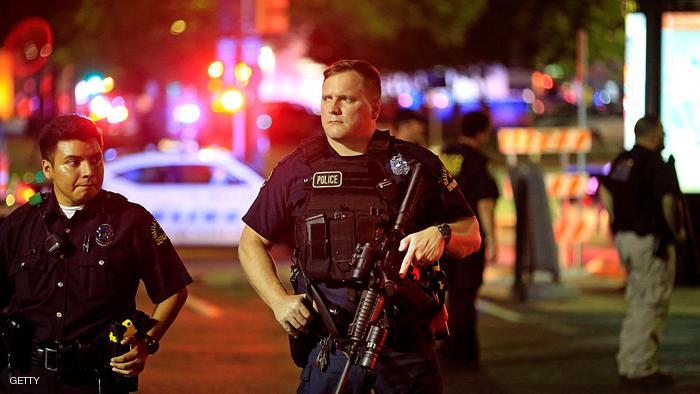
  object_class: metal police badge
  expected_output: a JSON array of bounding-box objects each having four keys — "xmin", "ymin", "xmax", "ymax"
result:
[
  {"xmin": 389, "ymin": 154, "xmax": 410, "ymax": 176},
  {"xmin": 95, "ymin": 224, "xmax": 115, "ymax": 247}
]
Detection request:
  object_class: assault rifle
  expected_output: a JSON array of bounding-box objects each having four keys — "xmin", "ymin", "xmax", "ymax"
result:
[{"xmin": 334, "ymin": 161, "xmax": 442, "ymax": 394}]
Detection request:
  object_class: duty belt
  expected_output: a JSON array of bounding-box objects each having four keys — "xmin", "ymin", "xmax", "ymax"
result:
[{"xmin": 31, "ymin": 341, "xmax": 100, "ymax": 372}]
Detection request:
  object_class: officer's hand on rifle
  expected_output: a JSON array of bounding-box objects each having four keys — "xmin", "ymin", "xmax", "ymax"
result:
[
  {"xmin": 398, "ymin": 226, "xmax": 445, "ymax": 277},
  {"xmin": 110, "ymin": 336, "xmax": 149, "ymax": 377},
  {"xmin": 272, "ymin": 293, "xmax": 315, "ymax": 336}
]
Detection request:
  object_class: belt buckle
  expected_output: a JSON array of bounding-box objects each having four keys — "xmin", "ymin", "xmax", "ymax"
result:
[{"xmin": 44, "ymin": 347, "xmax": 59, "ymax": 372}]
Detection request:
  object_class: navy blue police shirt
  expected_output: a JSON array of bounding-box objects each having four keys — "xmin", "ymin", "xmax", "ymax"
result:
[
  {"xmin": 242, "ymin": 131, "xmax": 474, "ymax": 344},
  {"xmin": 601, "ymin": 145, "xmax": 677, "ymax": 236},
  {"xmin": 0, "ymin": 189, "xmax": 193, "ymax": 344},
  {"xmin": 441, "ymin": 143, "xmax": 499, "ymax": 224}
]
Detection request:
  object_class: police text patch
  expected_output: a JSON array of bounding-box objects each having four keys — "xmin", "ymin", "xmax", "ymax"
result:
[{"xmin": 312, "ymin": 171, "xmax": 342, "ymax": 188}]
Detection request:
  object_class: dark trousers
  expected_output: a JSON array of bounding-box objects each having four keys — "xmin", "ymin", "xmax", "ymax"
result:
[
  {"xmin": 297, "ymin": 341, "xmax": 442, "ymax": 394},
  {"xmin": 441, "ymin": 245, "xmax": 485, "ymax": 364},
  {"xmin": 1, "ymin": 366, "xmax": 127, "ymax": 394}
]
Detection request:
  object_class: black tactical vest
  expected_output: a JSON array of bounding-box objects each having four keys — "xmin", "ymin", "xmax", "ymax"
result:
[{"xmin": 294, "ymin": 131, "xmax": 402, "ymax": 285}]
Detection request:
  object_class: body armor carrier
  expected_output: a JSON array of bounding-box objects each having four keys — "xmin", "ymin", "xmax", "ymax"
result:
[{"xmin": 294, "ymin": 131, "xmax": 401, "ymax": 285}]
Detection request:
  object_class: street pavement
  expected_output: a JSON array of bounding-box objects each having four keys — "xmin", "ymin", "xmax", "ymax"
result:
[{"xmin": 134, "ymin": 249, "xmax": 700, "ymax": 394}]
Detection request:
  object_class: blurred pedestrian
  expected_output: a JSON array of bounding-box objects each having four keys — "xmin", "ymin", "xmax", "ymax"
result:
[
  {"xmin": 0, "ymin": 115, "xmax": 191, "ymax": 393},
  {"xmin": 238, "ymin": 59, "xmax": 481, "ymax": 393},
  {"xmin": 600, "ymin": 115, "xmax": 685, "ymax": 388},
  {"xmin": 438, "ymin": 110, "xmax": 499, "ymax": 369},
  {"xmin": 393, "ymin": 109, "xmax": 429, "ymax": 147}
]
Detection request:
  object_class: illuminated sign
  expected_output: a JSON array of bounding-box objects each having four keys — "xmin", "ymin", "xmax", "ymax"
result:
[
  {"xmin": 661, "ymin": 12, "xmax": 700, "ymax": 193},
  {"xmin": 623, "ymin": 13, "xmax": 647, "ymax": 151}
]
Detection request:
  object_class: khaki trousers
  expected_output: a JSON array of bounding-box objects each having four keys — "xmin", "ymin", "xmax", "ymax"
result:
[{"xmin": 615, "ymin": 232, "xmax": 675, "ymax": 378}]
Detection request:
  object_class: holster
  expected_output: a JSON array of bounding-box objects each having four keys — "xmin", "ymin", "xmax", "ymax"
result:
[
  {"xmin": 2, "ymin": 314, "xmax": 34, "ymax": 372},
  {"xmin": 288, "ymin": 265, "xmax": 321, "ymax": 368},
  {"xmin": 103, "ymin": 310, "xmax": 153, "ymax": 392}
]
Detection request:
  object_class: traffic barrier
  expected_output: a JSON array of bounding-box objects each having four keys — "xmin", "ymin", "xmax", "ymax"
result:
[
  {"xmin": 497, "ymin": 127, "xmax": 592, "ymax": 155},
  {"xmin": 554, "ymin": 211, "xmax": 596, "ymax": 244},
  {"xmin": 545, "ymin": 172, "xmax": 589, "ymax": 199}
]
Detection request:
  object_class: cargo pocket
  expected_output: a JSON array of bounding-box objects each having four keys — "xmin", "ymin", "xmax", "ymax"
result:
[{"xmin": 8, "ymin": 252, "xmax": 45, "ymax": 305}]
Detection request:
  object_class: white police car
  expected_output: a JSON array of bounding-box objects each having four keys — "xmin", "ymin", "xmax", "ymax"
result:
[{"xmin": 103, "ymin": 149, "xmax": 263, "ymax": 246}]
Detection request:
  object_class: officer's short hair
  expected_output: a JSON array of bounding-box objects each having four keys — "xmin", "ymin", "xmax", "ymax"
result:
[
  {"xmin": 461, "ymin": 111, "xmax": 490, "ymax": 137},
  {"xmin": 323, "ymin": 59, "xmax": 381, "ymax": 102},
  {"xmin": 634, "ymin": 115, "xmax": 662, "ymax": 139},
  {"xmin": 39, "ymin": 114, "xmax": 104, "ymax": 162}
]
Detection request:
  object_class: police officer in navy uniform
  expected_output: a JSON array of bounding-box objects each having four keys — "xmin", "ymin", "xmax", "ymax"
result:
[
  {"xmin": 600, "ymin": 116, "xmax": 684, "ymax": 388},
  {"xmin": 238, "ymin": 60, "xmax": 481, "ymax": 393},
  {"xmin": 438, "ymin": 111, "xmax": 499, "ymax": 368},
  {"xmin": 0, "ymin": 115, "xmax": 192, "ymax": 393}
]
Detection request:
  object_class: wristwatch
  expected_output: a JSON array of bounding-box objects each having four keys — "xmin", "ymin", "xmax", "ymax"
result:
[
  {"xmin": 141, "ymin": 334, "xmax": 160, "ymax": 355},
  {"xmin": 436, "ymin": 223, "xmax": 452, "ymax": 244}
]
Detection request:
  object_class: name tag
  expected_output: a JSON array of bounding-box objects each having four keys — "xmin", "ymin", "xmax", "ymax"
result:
[{"xmin": 312, "ymin": 171, "xmax": 343, "ymax": 188}]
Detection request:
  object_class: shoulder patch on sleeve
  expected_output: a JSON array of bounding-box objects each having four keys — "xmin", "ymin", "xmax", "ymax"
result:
[
  {"xmin": 440, "ymin": 165, "xmax": 459, "ymax": 192},
  {"xmin": 150, "ymin": 218, "xmax": 169, "ymax": 246},
  {"xmin": 396, "ymin": 141, "xmax": 458, "ymax": 191},
  {"xmin": 439, "ymin": 153, "xmax": 464, "ymax": 177}
]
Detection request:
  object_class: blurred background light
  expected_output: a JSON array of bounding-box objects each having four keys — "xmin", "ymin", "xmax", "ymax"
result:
[
  {"xmin": 544, "ymin": 63, "xmax": 564, "ymax": 79},
  {"xmin": 86, "ymin": 75, "xmax": 104, "ymax": 95},
  {"xmin": 207, "ymin": 79, "xmax": 223, "ymax": 92},
  {"xmin": 89, "ymin": 95, "xmax": 111, "ymax": 120},
  {"xmin": 428, "ymin": 89, "xmax": 450, "ymax": 109},
  {"xmin": 198, "ymin": 148, "xmax": 217, "ymax": 162},
  {"xmin": 258, "ymin": 46, "xmax": 275, "ymax": 73},
  {"xmin": 166, "ymin": 81, "xmax": 182, "ymax": 97},
  {"xmin": 39, "ymin": 43, "xmax": 52, "ymax": 57},
  {"xmin": 221, "ymin": 89, "xmax": 244, "ymax": 112},
  {"xmin": 104, "ymin": 148, "xmax": 118, "ymax": 162},
  {"xmin": 24, "ymin": 41, "xmax": 38, "ymax": 61},
  {"xmin": 235, "ymin": 62, "xmax": 252, "ymax": 85},
  {"xmin": 107, "ymin": 105, "xmax": 129, "ymax": 123},
  {"xmin": 170, "ymin": 20, "xmax": 187, "ymax": 35},
  {"xmin": 101, "ymin": 77, "xmax": 114, "ymax": 93},
  {"xmin": 397, "ymin": 92, "xmax": 413, "ymax": 108},
  {"xmin": 532, "ymin": 99, "xmax": 545, "ymax": 114},
  {"xmin": 208, "ymin": 61, "xmax": 224, "ymax": 79},
  {"xmin": 173, "ymin": 103, "xmax": 201, "ymax": 124},
  {"xmin": 256, "ymin": 114, "xmax": 272, "ymax": 130}
]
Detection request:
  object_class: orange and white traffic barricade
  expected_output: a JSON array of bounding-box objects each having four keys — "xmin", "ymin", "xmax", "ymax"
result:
[
  {"xmin": 554, "ymin": 210, "xmax": 596, "ymax": 244},
  {"xmin": 544, "ymin": 172, "xmax": 589, "ymax": 199},
  {"xmin": 497, "ymin": 127, "xmax": 592, "ymax": 156}
]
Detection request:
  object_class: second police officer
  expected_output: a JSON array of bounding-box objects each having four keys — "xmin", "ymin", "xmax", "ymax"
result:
[
  {"xmin": 238, "ymin": 59, "xmax": 481, "ymax": 393},
  {"xmin": 0, "ymin": 115, "xmax": 192, "ymax": 393}
]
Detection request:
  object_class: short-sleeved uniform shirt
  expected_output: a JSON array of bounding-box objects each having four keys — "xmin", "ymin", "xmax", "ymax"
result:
[
  {"xmin": 441, "ymin": 143, "xmax": 499, "ymax": 226},
  {"xmin": 601, "ymin": 145, "xmax": 676, "ymax": 236},
  {"xmin": 242, "ymin": 131, "xmax": 473, "ymax": 345},
  {"xmin": 0, "ymin": 189, "xmax": 193, "ymax": 344}
]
